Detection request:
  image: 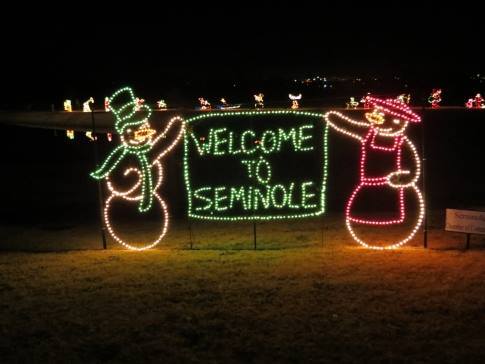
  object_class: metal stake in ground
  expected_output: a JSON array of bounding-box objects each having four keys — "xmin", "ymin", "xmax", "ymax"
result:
[
  {"xmin": 91, "ymin": 110, "xmax": 107, "ymax": 249},
  {"xmin": 253, "ymin": 221, "xmax": 257, "ymax": 250},
  {"xmin": 321, "ymin": 218, "xmax": 324, "ymax": 248},
  {"xmin": 188, "ymin": 218, "xmax": 193, "ymax": 250},
  {"xmin": 421, "ymin": 106, "xmax": 428, "ymax": 248}
]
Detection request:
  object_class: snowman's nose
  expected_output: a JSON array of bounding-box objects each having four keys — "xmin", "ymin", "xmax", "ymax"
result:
[{"xmin": 365, "ymin": 111, "xmax": 385, "ymax": 125}]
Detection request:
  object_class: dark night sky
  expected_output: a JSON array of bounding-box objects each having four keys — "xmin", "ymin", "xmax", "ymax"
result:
[{"xmin": 1, "ymin": 4, "xmax": 483, "ymax": 106}]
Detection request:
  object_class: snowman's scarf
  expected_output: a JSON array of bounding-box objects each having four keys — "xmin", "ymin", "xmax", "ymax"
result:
[{"xmin": 91, "ymin": 143, "xmax": 153, "ymax": 212}]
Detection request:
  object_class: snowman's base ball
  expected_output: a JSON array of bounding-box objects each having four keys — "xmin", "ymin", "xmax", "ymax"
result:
[
  {"xmin": 105, "ymin": 193, "xmax": 168, "ymax": 250},
  {"xmin": 346, "ymin": 217, "xmax": 423, "ymax": 250},
  {"xmin": 345, "ymin": 187, "xmax": 424, "ymax": 249}
]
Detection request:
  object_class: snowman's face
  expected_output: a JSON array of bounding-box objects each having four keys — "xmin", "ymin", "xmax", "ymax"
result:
[
  {"xmin": 366, "ymin": 108, "xmax": 409, "ymax": 136},
  {"xmin": 121, "ymin": 122, "xmax": 156, "ymax": 147}
]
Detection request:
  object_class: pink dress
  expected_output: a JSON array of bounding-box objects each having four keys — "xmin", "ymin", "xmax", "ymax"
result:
[{"xmin": 346, "ymin": 128, "xmax": 405, "ymax": 225}]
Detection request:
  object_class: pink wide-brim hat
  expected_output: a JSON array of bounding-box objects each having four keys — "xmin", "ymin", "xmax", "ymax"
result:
[{"xmin": 366, "ymin": 96, "xmax": 421, "ymax": 123}]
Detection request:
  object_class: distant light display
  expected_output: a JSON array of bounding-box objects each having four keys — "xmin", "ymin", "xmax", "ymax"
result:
[
  {"xmin": 135, "ymin": 97, "xmax": 145, "ymax": 111},
  {"xmin": 198, "ymin": 97, "xmax": 211, "ymax": 110},
  {"xmin": 218, "ymin": 98, "xmax": 241, "ymax": 110},
  {"xmin": 474, "ymin": 93, "xmax": 484, "ymax": 108},
  {"xmin": 346, "ymin": 97, "xmax": 359, "ymax": 109},
  {"xmin": 66, "ymin": 129, "xmax": 74, "ymax": 139},
  {"xmin": 64, "ymin": 100, "xmax": 72, "ymax": 112},
  {"xmin": 85, "ymin": 131, "xmax": 96, "ymax": 141},
  {"xmin": 83, "ymin": 97, "xmax": 94, "ymax": 112},
  {"xmin": 428, "ymin": 89, "xmax": 442, "ymax": 108},
  {"xmin": 157, "ymin": 100, "xmax": 167, "ymax": 110},
  {"xmin": 361, "ymin": 93, "xmax": 372, "ymax": 109},
  {"xmin": 289, "ymin": 93, "xmax": 302, "ymax": 109},
  {"xmin": 254, "ymin": 93, "xmax": 264, "ymax": 109},
  {"xmin": 397, "ymin": 94, "xmax": 411, "ymax": 104}
]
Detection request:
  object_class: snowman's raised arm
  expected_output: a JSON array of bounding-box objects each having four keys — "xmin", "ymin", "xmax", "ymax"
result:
[
  {"xmin": 323, "ymin": 111, "xmax": 369, "ymax": 141},
  {"xmin": 149, "ymin": 116, "xmax": 185, "ymax": 165}
]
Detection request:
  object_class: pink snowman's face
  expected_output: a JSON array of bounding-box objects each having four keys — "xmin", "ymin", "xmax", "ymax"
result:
[{"xmin": 365, "ymin": 107, "xmax": 409, "ymax": 136}]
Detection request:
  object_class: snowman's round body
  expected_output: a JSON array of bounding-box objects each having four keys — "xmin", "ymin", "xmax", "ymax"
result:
[
  {"xmin": 104, "ymin": 161, "xmax": 169, "ymax": 250},
  {"xmin": 344, "ymin": 128, "xmax": 424, "ymax": 250}
]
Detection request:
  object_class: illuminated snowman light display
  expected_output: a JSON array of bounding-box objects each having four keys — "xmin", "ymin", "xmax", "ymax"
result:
[{"xmin": 325, "ymin": 96, "xmax": 424, "ymax": 250}]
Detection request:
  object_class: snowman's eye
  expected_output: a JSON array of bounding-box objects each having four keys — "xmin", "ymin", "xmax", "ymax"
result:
[{"xmin": 393, "ymin": 119, "xmax": 400, "ymax": 124}]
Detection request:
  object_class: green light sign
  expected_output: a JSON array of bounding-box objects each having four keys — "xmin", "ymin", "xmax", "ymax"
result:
[{"xmin": 183, "ymin": 110, "xmax": 329, "ymax": 221}]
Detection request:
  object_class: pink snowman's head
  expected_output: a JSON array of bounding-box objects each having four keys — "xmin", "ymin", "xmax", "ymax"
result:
[{"xmin": 364, "ymin": 96, "xmax": 421, "ymax": 136}]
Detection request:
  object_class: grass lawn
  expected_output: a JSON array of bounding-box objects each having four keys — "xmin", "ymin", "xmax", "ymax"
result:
[{"xmin": 1, "ymin": 214, "xmax": 485, "ymax": 363}]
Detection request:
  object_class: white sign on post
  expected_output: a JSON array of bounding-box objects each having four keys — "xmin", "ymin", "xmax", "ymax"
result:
[{"xmin": 445, "ymin": 209, "xmax": 485, "ymax": 235}]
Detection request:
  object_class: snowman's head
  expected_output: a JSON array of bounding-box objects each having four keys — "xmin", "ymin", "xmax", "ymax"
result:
[
  {"xmin": 364, "ymin": 96, "xmax": 421, "ymax": 137},
  {"xmin": 366, "ymin": 108, "xmax": 409, "ymax": 136},
  {"xmin": 121, "ymin": 121, "xmax": 156, "ymax": 147}
]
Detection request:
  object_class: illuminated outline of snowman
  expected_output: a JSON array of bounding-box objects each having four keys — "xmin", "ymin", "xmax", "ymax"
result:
[
  {"xmin": 324, "ymin": 97, "xmax": 424, "ymax": 250},
  {"xmin": 91, "ymin": 87, "xmax": 184, "ymax": 250}
]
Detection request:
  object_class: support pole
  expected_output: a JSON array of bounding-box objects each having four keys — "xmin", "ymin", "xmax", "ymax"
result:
[
  {"xmin": 91, "ymin": 110, "xmax": 107, "ymax": 249},
  {"xmin": 321, "ymin": 219, "xmax": 324, "ymax": 248},
  {"xmin": 253, "ymin": 222, "xmax": 257, "ymax": 250},
  {"xmin": 421, "ymin": 106, "xmax": 428, "ymax": 248},
  {"xmin": 188, "ymin": 219, "xmax": 193, "ymax": 250}
]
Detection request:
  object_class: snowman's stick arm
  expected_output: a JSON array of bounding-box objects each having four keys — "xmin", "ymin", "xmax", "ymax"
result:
[
  {"xmin": 323, "ymin": 111, "xmax": 368, "ymax": 141},
  {"xmin": 149, "ymin": 116, "xmax": 185, "ymax": 165}
]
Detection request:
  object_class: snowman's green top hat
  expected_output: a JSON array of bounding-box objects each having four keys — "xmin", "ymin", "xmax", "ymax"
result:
[
  {"xmin": 109, "ymin": 87, "xmax": 152, "ymax": 134},
  {"xmin": 91, "ymin": 86, "xmax": 155, "ymax": 212}
]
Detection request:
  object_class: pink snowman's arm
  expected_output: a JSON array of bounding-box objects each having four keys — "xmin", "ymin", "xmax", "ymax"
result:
[
  {"xmin": 323, "ymin": 111, "xmax": 369, "ymax": 141},
  {"xmin": 388, "ymin": 136, "xmax": 421, "ymax": 188}
]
